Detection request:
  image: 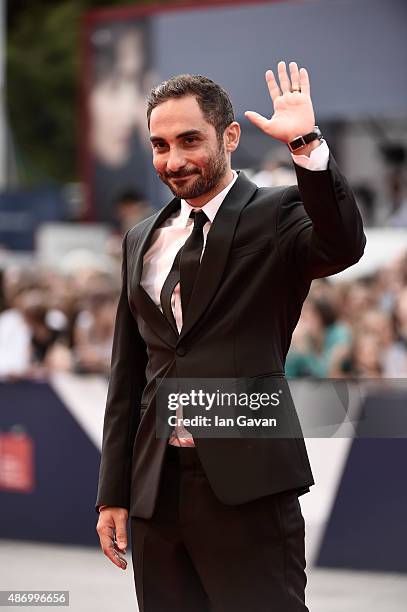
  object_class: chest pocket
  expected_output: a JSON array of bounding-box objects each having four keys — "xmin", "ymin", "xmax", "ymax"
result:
[{"xmin": 229, "ymin": 236, "xmax": 273, "ymax": 259}]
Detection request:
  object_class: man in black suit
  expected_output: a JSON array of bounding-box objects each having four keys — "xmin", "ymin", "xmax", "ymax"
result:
[{"xmin": 96, "ymin": 61, "xmax": 365, "ymax": 611}]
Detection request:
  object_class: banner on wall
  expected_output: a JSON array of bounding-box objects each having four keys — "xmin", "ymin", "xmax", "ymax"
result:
[
  {"xmin": 82, "ymin": 14, "xmax": 158, "ymax": 224},
  {"xmin": 81, "ymin": 0, "xmax": 407, "ymax": 223},
  {"xmin": 0, "ymin": 429, "xmax": 35, "ymax": 493}
]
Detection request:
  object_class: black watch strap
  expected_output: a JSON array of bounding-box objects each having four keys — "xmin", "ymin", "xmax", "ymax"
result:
[{"xmin": 287, "ymin": 126, "xmax": 323, "ymax": 152}]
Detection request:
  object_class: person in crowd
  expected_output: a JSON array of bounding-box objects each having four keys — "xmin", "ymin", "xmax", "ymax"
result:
[
  {"xmin": 340, "ymin": 279, "xmax": 376, "ymax": 328},
  {"xmin": 73, "ymin": 276, "xmax": 119, "ymax": 375},
  {"xmin": 395, "ymin": 286, "xmax": 407, "ymax": 348},
  {"xmin": 359, "ymin": 307, "xmax": 407, "ymax": 377},
  {"xmin": 371, "ymin": 253, "xmax": 407, "ymax": 313},
  {"xmin": 114, "ymin": 190, "xmax": 153, "ymax": 234},
  {"xmin": 334, "ymin": 330, "xmax": 383, "ymax": 378},
  {"xmin": 0, "ymin": 267, "xmax": 34, "ymax": 379},
  {"xmin": 285, "ymin": 296, "xmax": 352, "ymax": 378},
  {"xmin": 106, "ymin": 191, "xmax": 154, "ymax": 260},
  {"xmin": 18, "ymin": 289, "xmax": 65, "ymax": 377}
]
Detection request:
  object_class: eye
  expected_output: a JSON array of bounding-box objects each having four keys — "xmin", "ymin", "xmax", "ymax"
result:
[
  {"xmin": 152, "ymin": 141, "xmax": 167, "ymax": 151},
  {"xmin": 184, "ymin": 136, "xmax": 198, "ymax": 145}
]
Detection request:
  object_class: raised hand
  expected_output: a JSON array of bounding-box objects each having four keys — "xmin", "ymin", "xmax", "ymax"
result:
[{"xmin": 245, "ymin": 61, "xmax": 315, "ymax": 144}]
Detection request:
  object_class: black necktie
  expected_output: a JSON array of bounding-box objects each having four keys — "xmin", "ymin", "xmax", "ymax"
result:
[
  {"xmin": 180, "ymin": 210, "xmax": 209, "ymax": 316},
  {"xmin": 160, "ymin": 209, "xmax": 209, "ymax": 329},
  {"xmin": 160, "ymin": 248, "xmax": 181, "ymax": 330}
]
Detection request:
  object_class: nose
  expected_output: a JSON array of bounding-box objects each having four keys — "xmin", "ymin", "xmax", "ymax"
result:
[{"xmin": 166, "ymin": 149, "xmax": 187, "ymax": 173}]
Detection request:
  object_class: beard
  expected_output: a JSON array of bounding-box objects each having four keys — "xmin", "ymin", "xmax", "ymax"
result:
[{"xmin": 157, "ymin": 144, "xmax": 228, "ymax": 200}]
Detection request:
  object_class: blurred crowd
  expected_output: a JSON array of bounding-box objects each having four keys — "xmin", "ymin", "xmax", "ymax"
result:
[
  {"xmin": 0, "ymin": 152, "xmax": 406, "ymax": 381},
  {"xmin": 0, "ymin": 188, "xmax": 151, "ymax": 381},
  {"xmin": 1, "ymin": 238, "xmax": 407, "ymax": 380},
  {"xmin": 286, "ymin": 251, "xmax": 407, "ymax": 378},
  {"xmin": 0, "ymin": 262, "xmax": 121, "ymax": 380}
]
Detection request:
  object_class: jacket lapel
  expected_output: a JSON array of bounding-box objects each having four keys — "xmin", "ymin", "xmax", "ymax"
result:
[
  {"xmin": 132, "ymin": 196, "xmax": 181, "ymax": 348},
  {"xmin": 179, "ymin": 172, "xmax": 258, "ymax": 341},
  {"xmin": 132, "ymin": 172, "xmax": 258, "ymax": 347}
]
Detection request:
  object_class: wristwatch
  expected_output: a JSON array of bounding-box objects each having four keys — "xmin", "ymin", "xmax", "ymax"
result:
[{"xmin": 287, "ymin": 126, "xmax": 323, "ymax": 153}]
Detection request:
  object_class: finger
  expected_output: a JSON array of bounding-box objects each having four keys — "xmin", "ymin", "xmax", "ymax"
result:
[
  {"xmin": 299, "ymin": 67, "xmax": 310, "ymax": 95},
  {"xmin": 265, "ymin": 70, "xmax": 281, "ymax": 103},
  {"xmin": 109, "ymin": 541, "xmax": 128, "ymax": 569},
  {"xmin": 113, "ymin": 540, "xmax": 127, "ymax": 566},
  {"xmin": 113, "ymin": 538, "xmax": 126, "ymax": 555},
  {"xmin": 113, "ymin": 520, "xmax": 128, "ymax": 551},
  {"xmin": 109, "ymin": 542, "xmax": 127, "ymax": 569},
  {"xmin": 277, "ymin": 61, "xmax": 291, "ymax": 94},
  {"xmin": 99, "ymin": 530, "xmax": 127, "ymax": 569},
  {"xmin": 289, "ymin": 62, "xmax": 300, "ymax": 92},
  {"xmin": 244, "ymin": 111, "xmax": 269, "ymax": 131},
  {"xmin": 113, "ymin": 540, "xmax": 127, "ymax": 555}
]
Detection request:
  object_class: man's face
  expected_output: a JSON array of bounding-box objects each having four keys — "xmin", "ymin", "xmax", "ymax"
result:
[{"xmin": 149, "ymin": 95, "xmax": 228, "ymax": 200}]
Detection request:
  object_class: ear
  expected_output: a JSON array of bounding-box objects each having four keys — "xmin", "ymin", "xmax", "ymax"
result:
[{"xmin": 224, "ymin": 121, "xmax": 241, "ymax": 153}]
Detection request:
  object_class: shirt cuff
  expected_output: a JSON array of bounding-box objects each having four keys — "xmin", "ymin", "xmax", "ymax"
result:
[{"xmin": 290, "ymin": 139, "xmax": 329, "ymax": 171}]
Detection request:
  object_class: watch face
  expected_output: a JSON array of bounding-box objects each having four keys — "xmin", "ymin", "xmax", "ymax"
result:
[
  {"xmin": 288, "ymin": 128, "xmax": 322, "ymax": 152},
  {"xmin": 290, "ymin": 137, "xmax": 304, "ymax": 151}
]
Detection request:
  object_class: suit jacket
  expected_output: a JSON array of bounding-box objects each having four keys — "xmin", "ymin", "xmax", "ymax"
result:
[{"xmin": 96, "ymin": 155, "xmax": 366, "ymax": 518}]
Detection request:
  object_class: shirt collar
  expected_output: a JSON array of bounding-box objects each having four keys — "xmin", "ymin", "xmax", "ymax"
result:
[{"xmin": 179, "ymin": 170, "xmax": 238, "ymax": 227}]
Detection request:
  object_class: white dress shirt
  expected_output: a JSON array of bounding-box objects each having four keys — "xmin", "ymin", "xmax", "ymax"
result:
[{"xmin": 140, "ymin": 141, "xmax": 330, "ymax": 446}]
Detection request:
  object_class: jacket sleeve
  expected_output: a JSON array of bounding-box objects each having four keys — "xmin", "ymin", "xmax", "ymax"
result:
[
  {"xmin": 95, "ymin": 230, "xmax": 148, "ymax": 513},
  {"xmin": 276, "ymin": 154, "xmax": 366, "ymax": 280}
]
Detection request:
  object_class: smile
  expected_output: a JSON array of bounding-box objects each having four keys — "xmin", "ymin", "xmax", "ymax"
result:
[{"xmin": 170, "ymin": 175, "xmax": 195, "ymax": 183}]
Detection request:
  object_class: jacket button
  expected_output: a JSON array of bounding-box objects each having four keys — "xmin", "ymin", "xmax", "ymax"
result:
[{"xmin": 176, "ymin": 346, "xmax": 186, "ymax": 356}]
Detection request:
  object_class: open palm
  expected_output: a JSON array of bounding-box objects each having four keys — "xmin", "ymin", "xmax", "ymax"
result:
[{"xmin": 245, "ymin": 61, "xmax": 315, "ymax": 144}]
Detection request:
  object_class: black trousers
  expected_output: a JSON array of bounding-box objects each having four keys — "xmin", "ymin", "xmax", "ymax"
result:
[{"xmin": 131, "ymin": 445, "xmax": 309, "ymax": 612}]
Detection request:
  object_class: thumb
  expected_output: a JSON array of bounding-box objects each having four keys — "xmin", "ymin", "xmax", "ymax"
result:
[{"xmin": 245, "ymin": 111, "xmax": 269, "ymax": 131}]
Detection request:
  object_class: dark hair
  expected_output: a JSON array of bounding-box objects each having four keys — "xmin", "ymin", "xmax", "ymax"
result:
[
  {"xmin": 147, "ymin": 74, "xmax": 235, "ymax": 141},
  {"xmin": 115, "ymin": 189, "xmax": 146, "ymax": 205},
  {"xmin": 311, "ymin": 297, "xmax": 337, "ymax": 328}
]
